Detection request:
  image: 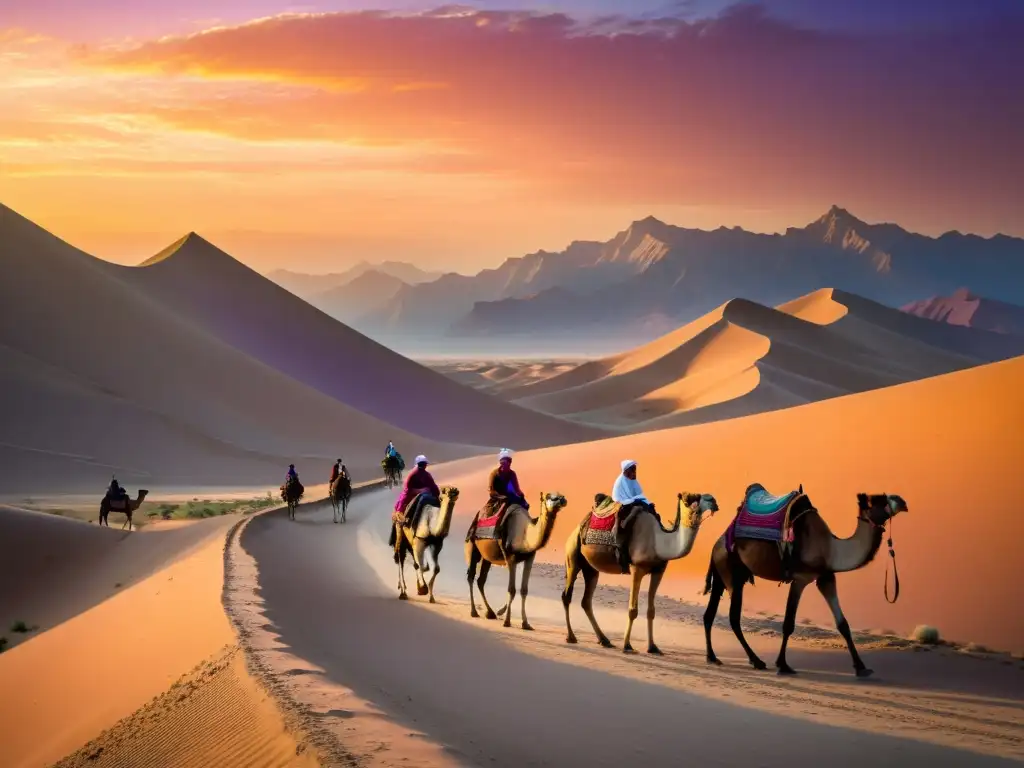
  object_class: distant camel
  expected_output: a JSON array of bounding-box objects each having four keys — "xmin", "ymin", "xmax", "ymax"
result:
[
  {"xmin": 100, "ymin": 489, "xmax": 149, "ymax": 531},
  {"xmin": 563, "ymin": 492, "xmax": 718, "ymax": 653},
  {"xmin": 330, "ymin": 475, "xmax": 352, "ymax": 523},
  {"xmin": 391, "ymin": 486, "xmax": 461, "ymax": 602},
  {"xmin": 382, "ymin": 456, "xmax": 403, "ymax": 489},
  {"xmin": 702, "ymin": 489, "xmax": 908, "ymax": 678},
  {"xmin": 280, "ymin": 478, "xmax": 304, "ymax": 520},
  {"xmin": 466, "ymin": 491, "xmax": 568, "ymax": 629}
]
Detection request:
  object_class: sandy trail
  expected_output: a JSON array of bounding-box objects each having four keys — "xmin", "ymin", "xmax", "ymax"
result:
[{"xmin": 235, "ymin": 490, "xmax": 1023, "ymax": 767}]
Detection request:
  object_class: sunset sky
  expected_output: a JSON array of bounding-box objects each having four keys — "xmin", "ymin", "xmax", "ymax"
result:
[{"xmin": 1, "ymin": 1, "xmax": 1021, "ymax": 273}]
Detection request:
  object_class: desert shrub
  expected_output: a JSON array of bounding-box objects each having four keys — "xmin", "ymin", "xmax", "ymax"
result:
[
  {"xmin": 10, "ymin": 621, "xmax": 31, "ymax": 634},
  {"xmin": 911, "ymin": 624, "xmax": 940, "ymax": 645},
  {"xmin": 0, "ymin": 637, "xmax": 7, "ymax": 653}
]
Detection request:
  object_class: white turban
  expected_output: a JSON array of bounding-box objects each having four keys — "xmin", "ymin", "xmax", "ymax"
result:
[
  {"xmin": 498, "ymin": 448, "xmax": 513, "ymax": 461},
  {"xmin": 621, "ymin": 459, "xmax": 637, "ymax": 472},
  {"xmin": 415, "ymin": 454, "xmax": 428, "ymax": 465}
]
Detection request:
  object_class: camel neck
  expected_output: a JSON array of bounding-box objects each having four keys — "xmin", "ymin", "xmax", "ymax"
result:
[{"xmin": 828, "ymin": 514, "xmax": 885, "ymax": 573}]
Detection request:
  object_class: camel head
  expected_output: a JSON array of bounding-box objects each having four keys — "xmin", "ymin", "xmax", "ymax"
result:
[
  {"xmin": 857, "ymin": 492, "xmax": 908, "ymax": 526},
  {"xmin": 440, "ymin": 486, "xmax": 461, "ymax": 504},
  {"xmin": 678, "ymin": 492, "xmax": 718, "ymax": 528},
  {"xmin": 540, "ymin": 492, "xmax": 567, "ymax": 515},
  {"xmin": 138, "ymin": 489, "xmax": 150, "ymax": 500}
]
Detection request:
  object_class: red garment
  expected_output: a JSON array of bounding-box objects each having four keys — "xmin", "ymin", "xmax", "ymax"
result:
[{"xmin": 394, "ymin": 466, "xmax": 441, "ymax": 512}]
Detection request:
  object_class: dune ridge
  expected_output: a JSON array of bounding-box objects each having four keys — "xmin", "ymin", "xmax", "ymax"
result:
[{"xmin": 506, "ymin": 288, "xmax": 1024, "ymax": 429}]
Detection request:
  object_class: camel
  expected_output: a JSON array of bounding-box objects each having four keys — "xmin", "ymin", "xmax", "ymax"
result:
[
  {"xmin": 99, "ymin": 489, "xmax": 149, "ymax": 531},
  {"xmin": 563, "ymin": 492, "xmax": 719, "ymax": 654},
  {"xmin": 465, "ymin": 491, "xmax": 568, "ymax": 630},
  {"xmin": 702, "ymin": 490, "xmax": 909, "ymax": 678},
  {"xmin": 330, "ymin": 475, "xmax": 351, "ymax": 524},
  {"xmin": 382, "ymin": 457, "xmax": 403, "ymax": 489},
  {"xmin": 281, "ymin": 479, "xmax": 303, "ymax": 520},
  {"xmin": 392, "ymin": 486, "xmax": 461, "ymax": 603}
]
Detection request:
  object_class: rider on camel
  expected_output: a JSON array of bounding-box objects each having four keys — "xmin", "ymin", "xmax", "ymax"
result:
[
  {"xmin": 465, "ymin": 449, "xmax": 528, "ymax": 542},
  {"xmin": 330, "ymin": 458, "xmax": 350, "ymax": 486},
  {"xmin": 286, "ymin": 464, "xmax": 299, "ymax": 483},
  {"xmin": 106, "ymin": 476, "xmax": 124, "ymax": 500},
  {"xmin": 392, "ymin": 455, "xmax": 440, "ymax": 555},
  {"xmin": 609, "ymin": 459, "xmax": 659, "ymax": 572}
]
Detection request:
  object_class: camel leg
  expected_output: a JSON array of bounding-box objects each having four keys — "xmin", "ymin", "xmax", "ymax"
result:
[
  {"xmin": 518, "ymin": 552, "xmax": 536, "ymax": 631},
  {"xmin": 562, "ymin": 545, "xmax": 582, "ymax": 644},
  {"xmin": 477, "ymin": 560, "xmax": 498, "ymax": 619},
  {"xmin": 775, "ymin": 578, "xmax": 810, "ymax": 675},
  {"xmin": 622, "ymin": 567, "xmax": 645, "ymax": 653},
  {"xmin": 580, "ymin": 562, "xmax": 613, "ymax": 648},
  {"xmin": 466, "ymin": 542, "xmax": 482, "ymax": 618},
  {"xmin": 817, "ymin": 573, "xmax": 872, "ymax": 678},
  {"xmin": 501, "ymin": 557, "xmax": 519, "ymax": 628},
  {"xmin": 646, "ymin": 567, "xmax": 665, "ymax": 655},
  {"xmin": 397, "ymin": 546, "xmax": 409, "ymax": 600},
  {"xmin": 703, "ymin": 561, "xmax": 726, "ymax": 666},
  {"xmin": 413, "ymin": 539, "xmax": 429, "ymax": 596},
  {"xmin": 427, "ymin": 542, "xmax": 442, "ymax": 604},
  {"xmin": 728, "ymin": 560, "xmax": 766, "ymax": 670}
]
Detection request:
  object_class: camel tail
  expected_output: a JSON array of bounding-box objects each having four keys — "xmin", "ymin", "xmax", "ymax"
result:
[{"xmin": 702, "ymin": 557, "xmax": 715, "ymax": 596}]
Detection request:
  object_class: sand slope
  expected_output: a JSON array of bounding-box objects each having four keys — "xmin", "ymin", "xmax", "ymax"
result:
[
  {"xmin": 506, "ymin": 288, "xmax": 1024, "ymax": 429},
  {"xmin": 0, "ymin": 204, "xmax": 594, "ymax": 493},
  {"xmin": 107, "ymin": 230, "xmax": 604, "ymax": 448},
  {"xmin": 441, "ymin": 354, "xmax": 1024, "ymax": 652},
  {"xmin": 0, "ymin": 510, "xmax": 312, "ymax": 768}
]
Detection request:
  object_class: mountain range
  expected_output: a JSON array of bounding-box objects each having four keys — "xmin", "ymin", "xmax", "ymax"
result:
[
  {"xmin": 902, "ymin": 288, "xmax": 1024, "ymax": 336},
  {"xmin": 269, "ymin": 206, "xmax": 1024, "ymax": 349}
]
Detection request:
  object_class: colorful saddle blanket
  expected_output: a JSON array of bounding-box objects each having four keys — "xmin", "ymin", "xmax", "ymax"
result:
[
  {"xmin": 725, "ymin": 483, "xmax": 800, "ymax": 551},
  {"xmin": 473, "ymin": 506, "xmax": 506, "ymax": 540},
  {"xmin": 581, "ymin": 498, "xmax": 621, "ymax": 547}
]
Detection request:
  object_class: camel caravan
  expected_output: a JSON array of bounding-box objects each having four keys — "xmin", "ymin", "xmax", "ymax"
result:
[{"xmin": 388, "ymin": 449, "xmax": 909, "ymax": 678}]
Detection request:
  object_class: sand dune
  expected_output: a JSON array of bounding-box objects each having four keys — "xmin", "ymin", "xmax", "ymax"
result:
[
  {"xmin": 440, "ymin": 354, "xmax": 1024, "ymax": 652},
  {"xmin": 0, "ymin": 509, "xmax": 312, "ymax": 768},
  {"xmin": 107, "ymin": 230, "xmax": 604, "ymax": 448},
  {"xmin": 0, "ymin": 205, "xmax": 600, "ymax": 493},
  {"xmin": 427, "ymin": 359, "xmax": 579, "ymax": 394},
  {"xmin": 506, "ymin": 288, "xmax": 1024, "ymax": 429}
]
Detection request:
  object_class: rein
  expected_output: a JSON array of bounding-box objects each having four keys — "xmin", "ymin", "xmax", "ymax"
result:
[
  {"xmin": 884, "ymin": 515, "xmax": 900, "ymax": 604},
  {"xmin": 859, "ymin": 510, "xmax": 900, "ymax": 603}
]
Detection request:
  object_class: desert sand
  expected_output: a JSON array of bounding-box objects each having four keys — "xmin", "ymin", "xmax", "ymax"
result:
[
  {"xmin": 426, "ymin": 359, "xmax": 580, "ymax": 394},
  {"xmin": 0, "ymin": 509, "xmax": 314, "ymax": 768},
  {"xmin": 506, "ymin": 288, "xmax": 1024, "ymax": 429},
  {"xmin": 0, "ymin": 204, "xmax": 603, "ymax": 495}
]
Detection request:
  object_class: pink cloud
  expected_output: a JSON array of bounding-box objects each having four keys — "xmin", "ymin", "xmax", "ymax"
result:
[{"xmin": 42, "ymin": 7, "xmax": 1024, "ymax": 231}]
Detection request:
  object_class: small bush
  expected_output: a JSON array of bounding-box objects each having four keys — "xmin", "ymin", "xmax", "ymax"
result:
[
  {"xmin": 10, "ymin": 621, "xmax": 32, "ymax": 634},
  {"xmin": 0, "ymin": 637, "xmax": 7, "ymax": 653},
  {"xmin": 911, "ymin": 624, "xmax": 940, "ymax": 645}
]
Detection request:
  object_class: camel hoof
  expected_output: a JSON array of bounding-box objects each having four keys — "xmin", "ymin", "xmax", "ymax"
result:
[
  {"xmin": 706, "ymin": 656, "xmax": 723, "ymax": 666},
  {"xmin": 751, "ymin": 659, "xmax": 768, "ymax": 671},
  {"xmin": 856, "ymin": 667, "xmax": 875, "ymax": 679},
  {"xmin": 776, "ymin": 665, "xmax": 797, "ymax": 676},
  {"xmin": 470, "ymin": 610, "xmax": 480, "ymax": 619},
  {"xmin": 599, "ymin": 638, "xmax": 614, "ymax": 649},
  {"xmin": 522, "ymin": 622, "xmax": 534, "ymax": 631},
  {"xmin": 398, "ymin": 593, "xmax": 408, "ymax": 601},
  {"xmin": 485, "ymin": 610, "xmax": 497, "ymax": 620},
  {"xmin": 417, "ymin": 586, "xmax": 429, "ymax": 596},
  {"xmin": 566, "ymin": 635, "xmax": 578, "ymax": 645},
  {"xmin": 647, "ymin": 645, "xmax": 662, "ymax": 655},
  {"xmin": 623, "ymin": 644, "xmax": 635, "ymax": 654},
  {"xmin": 502, "ymin": 619, "xmax": 512, "ymax": 629},
  {"xmin": 429, "ymin": 596, "xmax": 436, "ymax": 604}
]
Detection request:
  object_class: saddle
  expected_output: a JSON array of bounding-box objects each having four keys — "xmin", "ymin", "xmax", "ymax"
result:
[
  {"xmin": 468, "ymin": 499, "xmax": 522, "ymax": 543},
  {"xmin": 726, "ymin": 483, "xmax": 811, "ymax": 581},
  {"xmin": 581, "ymin": 495, "xmax": 652, "ymax": 573},
  {"xmin": 106, "ymin": 495, "xmax": 129, "ymax": 511},
  {"xmin": 393, "ymin": 492, "xmax": 437, "ymax": 530}
]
